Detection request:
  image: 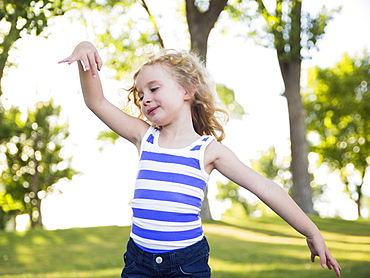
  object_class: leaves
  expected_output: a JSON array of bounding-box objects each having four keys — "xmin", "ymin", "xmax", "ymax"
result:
[
  {"xmin": 0, "ymin": 100, "xmax": 79, "ymax": 228},
  {"xmin": 251, "ymin": 147, "xmax": 292, "ymax": 192},
  {"xmin": 304, "ymin": 51, "xmax": 370, "ymax": 216},
  {"xmin": 216, "ymin": 84, "xmax": 245, "ymax": 119},
  {"xmin": 0, "ymin": 0, "xmax": 65, "ymax": 95},
  {"xmin": 305, "ymin": 52, "xmax": 370, "ymax": 167}
]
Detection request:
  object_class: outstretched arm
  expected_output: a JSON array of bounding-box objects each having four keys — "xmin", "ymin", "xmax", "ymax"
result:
[
  {"xmin": 206, "ymin": 142, "xmax": 341, "ymax": 277},
  {"xmin": 58, "ymin": 42, "xmax": 149, "ymax": 147}
]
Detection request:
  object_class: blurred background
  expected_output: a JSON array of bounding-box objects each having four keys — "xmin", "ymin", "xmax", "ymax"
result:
[{"xmin": 1, "ymin": 0, "xmax": 370, "ymax": 233}]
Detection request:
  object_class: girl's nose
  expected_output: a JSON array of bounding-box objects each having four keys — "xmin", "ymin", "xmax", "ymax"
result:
[{"xmin": 142, "ymin": 94, "xmax": 152, "ymax": 105}]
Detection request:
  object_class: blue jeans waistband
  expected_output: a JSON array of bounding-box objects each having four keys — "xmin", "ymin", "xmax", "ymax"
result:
[{"xmin": 126, "ymin": 237, "xmax": 210, "ymax": 269}]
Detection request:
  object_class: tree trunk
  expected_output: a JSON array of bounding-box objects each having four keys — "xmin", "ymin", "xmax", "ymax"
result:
[
  {"xmin": 186, "ymin": 0, "xmax": 228, "ymax": 63},
  {"xmin": 355, "ymin": 174, "xmax": 364, "ymax": 218},
  {"xmin": 269, "ymin": 0, "xmax": 314, "ymax": 214},
  {"xmin": 278, "ymin": 59, "xmax": 314, "ymax": 214},
  {"xmin": 30, "ymin": 136, "xmax": 43, "ymax": 229},
  {"xmin": 355, "ymin": 197, "xmax": 361, "ymax": 219},
  {"xmin": 186, "ymin": 0, "xmax": 228, "ymax": 221},
  {"xmin": 30, "ymin": 171, "xmax": 43, "ymax": 229}
]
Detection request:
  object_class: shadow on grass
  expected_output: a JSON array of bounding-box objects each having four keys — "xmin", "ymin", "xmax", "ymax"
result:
[
  {"xmin": 212, "ymin": 264, "xmax": 370, "ymax": 278},
  {"xmin": 309, "ymin": 216, "xmax": 370, "ymax": 237},
  {"xmin": 211, "ymin": 220, "xmax": 302, "ymax": 239},
  {"xmin": 210, "ymin": 259, "xmax": 370, "ymax": 278},
  {"xmin": 1, "ymin": 216, "xmax": 369, "ymax": 277},
  {"xmin": 0, "ymin": 226, "xmax": 131, "ymax": 276},
  {"xmin": 205, "ymin": 217, "xmax": 370, "ymax": 278}
]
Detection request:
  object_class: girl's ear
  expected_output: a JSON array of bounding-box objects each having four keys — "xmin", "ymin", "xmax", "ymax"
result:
[{"xmin": 183, "ymin": 89, "xmax": 195, "ymax": 101}]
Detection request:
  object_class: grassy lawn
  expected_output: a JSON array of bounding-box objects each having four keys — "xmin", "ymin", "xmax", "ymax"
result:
[{"xmin": 0, "ymin": 215, "xmax": 369, "ymax": 277}]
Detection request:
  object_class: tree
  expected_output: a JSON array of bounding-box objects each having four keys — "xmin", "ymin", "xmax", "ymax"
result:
[
  {"xmin": 0, "ymin": 0, "xmax": 64, "ymax": 96},
  {"xmin": 0, "ymin": 105, "xmax": 23, "ymax": 229},
  {"xmin": 0, "ymin": 100, "xmax": 78, "ymax": 228},
  {"xmin": 304, "ymin": 52, "xmax": 370, "ymax": 218},
  {"xmin": 228, "ymin": 0, "xmax": 338, "ymax": 214}
]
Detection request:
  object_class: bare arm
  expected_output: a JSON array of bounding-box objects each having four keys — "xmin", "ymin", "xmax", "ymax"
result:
[
  {"xmin": 59, "ymin": 42, "xmax": 149, "ymax": 148},
  {"xmin": 206, "ymin": 142, "xmax": 341, "ymax": 277}
]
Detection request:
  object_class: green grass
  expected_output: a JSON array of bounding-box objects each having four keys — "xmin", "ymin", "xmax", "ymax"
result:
[{"xmin": 0, "ymin": 215, "xmax": 369, "ymax": 277}]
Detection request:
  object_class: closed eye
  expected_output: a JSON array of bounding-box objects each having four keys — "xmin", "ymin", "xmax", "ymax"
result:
[{"xmin": 150, "ymin": 87, "xmax": 159, "ymax": 92}]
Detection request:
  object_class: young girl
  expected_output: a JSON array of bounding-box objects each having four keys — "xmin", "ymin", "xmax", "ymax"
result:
[{"xmin": 59, "ymin": 41, "xmax": 341, "ymax": 277}]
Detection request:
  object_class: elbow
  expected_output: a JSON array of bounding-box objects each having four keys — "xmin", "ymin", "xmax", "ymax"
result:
[{"xmin": 84, "ymin": 96, "xmax": 106, "ymax": 112}]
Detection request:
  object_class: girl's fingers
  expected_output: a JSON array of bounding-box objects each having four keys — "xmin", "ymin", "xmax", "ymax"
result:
[
  {"xmin": 58, "ymin": 56, "xmax": 72, "ymax": 64},
  {"xmin": 310, "ymin": 253, "xmax": 315, "ymax": 263},
  {"xmin": 319, "ymin": 253, "xmax": 327, "ymax": 268},
  {"xmin": 311, "ymin": 250, "xmax": 328, "ymax": 268},
  {"xmin": 334, "ymin": 264, "xmax": 342, "ymax": 277},
  {"xmin": 58, "ymin": 42, "xmax": 102, "ymax": 77},
  {"xmin": 327, "ymin": 257, "xmax": 335, "ymax": 270},
  {"xmin": 95, "ymin": 52, "xmax": 103, "ymax": 71},
  {"xmin": 86, "ymin": 52, "xmax": 98, "ymax": 77},
  {"xmin": 328, "ymin": 256, "xmax": 341, "ymax": 277},
  {"xmin": 311, "ymin": 253, "xmax": 341, "ymax": 277},
  {"xmin": 58, "ymin": 55, "xmax": 79, "ymax": 65}
]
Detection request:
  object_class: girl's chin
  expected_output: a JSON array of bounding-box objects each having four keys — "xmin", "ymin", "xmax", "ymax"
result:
[{"xmin": 146, "ymin": 117, "xmax": 164, "ymax": 127}]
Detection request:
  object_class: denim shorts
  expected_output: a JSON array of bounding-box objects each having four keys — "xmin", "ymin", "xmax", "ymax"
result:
[{"xmin": 121, "ymin": 237, "xmax": 211, "ymax": 277}]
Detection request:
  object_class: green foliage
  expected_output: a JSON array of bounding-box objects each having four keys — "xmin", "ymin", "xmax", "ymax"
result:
[
  {"xmin": 251, "ymin": 147, "xmax": 292, "ymax": 191},
  {"xmin": 0, "ymin": 100, "xmax": 79, "ymax": 228},
  {"xmin": 231, "ymin": 0, "xmax": 340, "ymax": 61},
  {"xmin": 304, "ymin": 51, "xmax": 370, "ymax": 217},
  {"xmin": 216, "ymin": 147, "xmax": 292, "ymax": 218},
  {"xmin": 216, "ymin": 147, "xmax": 294, "ymax": 218},
  {"xmin": 216, "ymin": 84, "xmax": 245, "ymax": 119},
  {"xmin": 67, "ymin": 0, "xmax": 162, "ymax": 80},
  {"xmin": 216, "ymin": 180, "xmax": 261, "ymax": 216},
  {"xmin": 69, "ymin": 0, "xmax": 136, "ymax": 9},
  {"xmin": 97, "ymin": 130, "xmax": 120, "ymax": 144},
  {"xmin": 0, "ymin": 0, "xmax": 64, "ymax": 36},
  {"xmin": 96, "ymin": 130, "xmax": 121, "ymax": 151},
  {"xmin": 0, "ymin": 0, "xmax": 65, "ymax": 94},
  {"xmin": 1, "ymin": 216, "xmax": 369, "ymax": 277},
  {"xmin": 0, "ymin": 105, "xmax": 22, "ymax": 141}
]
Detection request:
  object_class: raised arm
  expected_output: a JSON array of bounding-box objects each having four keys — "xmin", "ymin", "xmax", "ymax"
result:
[
  {"xmin": 206, "ymin": 142, "xmax": 341, "ymax": 277},
  {"xmin": 58, "ymin": 42, "xmax": 149, "ymax": 147}
]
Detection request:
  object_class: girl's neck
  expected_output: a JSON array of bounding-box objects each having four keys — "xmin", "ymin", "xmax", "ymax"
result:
[{"xmin": 158, "ymin": 122, "xmax": 200, "ymax": 149}]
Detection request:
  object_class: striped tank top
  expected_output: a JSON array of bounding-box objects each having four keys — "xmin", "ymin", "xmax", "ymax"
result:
[{"xmin": 130, "ymin": 126, "xmax": 214, "ymax": 253}]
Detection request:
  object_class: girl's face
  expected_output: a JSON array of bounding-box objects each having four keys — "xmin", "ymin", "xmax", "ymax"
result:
[{"xmin": 135, "ymin": 64, "xmax": 192, "ymax": 127}]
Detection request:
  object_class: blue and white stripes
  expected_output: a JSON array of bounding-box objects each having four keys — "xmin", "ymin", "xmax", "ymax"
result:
[{"xmin": 130, "ymin": 126, "xmax": 213, "ymax": 253}]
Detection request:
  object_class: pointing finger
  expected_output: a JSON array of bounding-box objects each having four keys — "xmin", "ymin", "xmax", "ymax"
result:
[{"xmin": 58, "ymin": 55, "xmax": 73, "ymax": 64}]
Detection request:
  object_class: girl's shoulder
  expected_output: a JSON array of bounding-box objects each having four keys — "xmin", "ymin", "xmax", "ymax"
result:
[
  {"xmin": 204, "ymin": 140, "xmax": 233, "ymax": 173},
  {"xmin": 205, "ymin": 140, "xmax": 228, "ymax": 156}
]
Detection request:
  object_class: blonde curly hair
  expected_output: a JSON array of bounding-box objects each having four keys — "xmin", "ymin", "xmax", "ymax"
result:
[{"xmin": 127, "ymin": 49, "xmax": 228, "ymax": 142}]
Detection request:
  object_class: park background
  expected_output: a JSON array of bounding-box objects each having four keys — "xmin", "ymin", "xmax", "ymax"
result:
[
  {"xmin": 1, "ymin": 0, "xmax": 370, "ymax": 230},
  {"xmin": 1, "ymin": 1, "xmax": 370, "ymax": 277}
]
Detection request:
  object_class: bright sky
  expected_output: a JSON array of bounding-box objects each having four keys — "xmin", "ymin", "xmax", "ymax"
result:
[{"xmin": 2, "ymin": 0, "xmax": 370, "ymax": 230}]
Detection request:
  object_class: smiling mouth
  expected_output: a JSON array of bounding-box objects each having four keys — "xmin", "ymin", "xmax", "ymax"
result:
[{"xmin": 147, "ymin": 107, "xmax": 159, "ymax": 115}]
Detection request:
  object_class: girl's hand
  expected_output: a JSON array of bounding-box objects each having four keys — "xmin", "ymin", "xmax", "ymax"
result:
[
  {"xmin": 58, "ymin": 41, "xmax": 103, "ymax": 78},
  {"xmin": 306, "ymin": 234, "xmax": 341, "ymax": 277}
]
